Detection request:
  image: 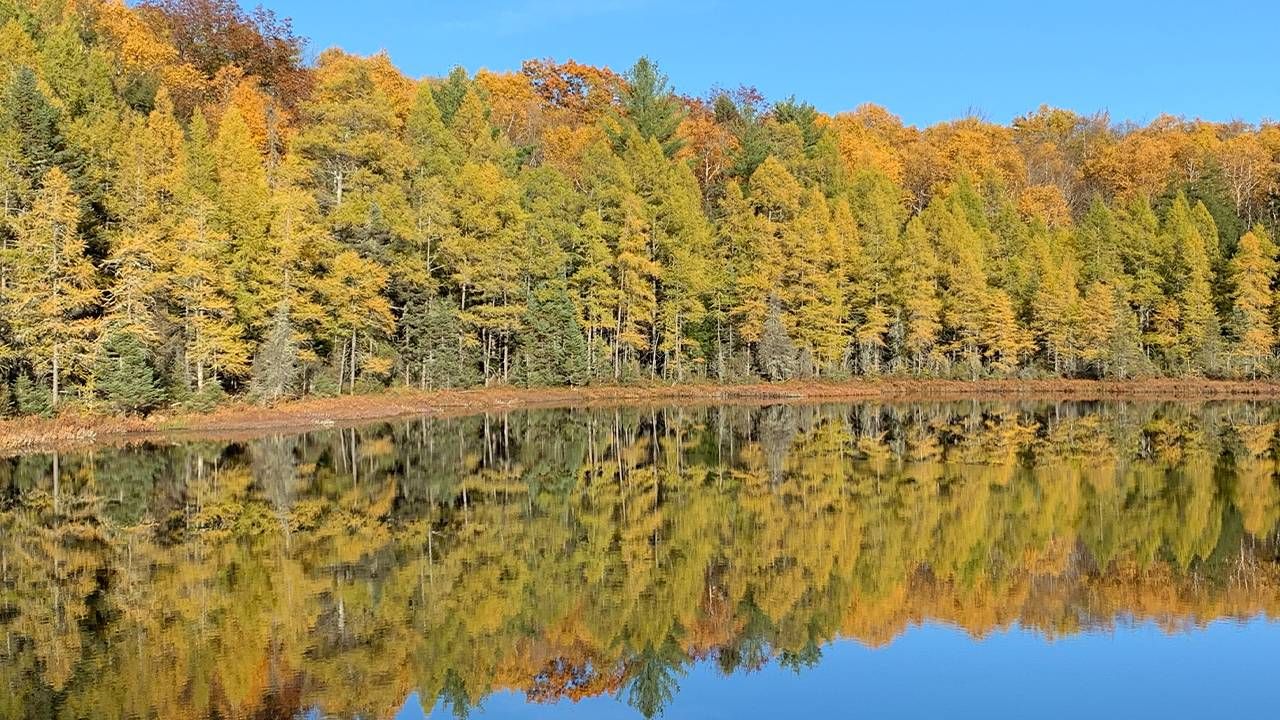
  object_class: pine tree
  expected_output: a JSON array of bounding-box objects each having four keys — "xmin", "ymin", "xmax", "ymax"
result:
[
  {"xmin": 432, "ymin": 66, "xmax": 471, "ymax": 124},
  {"xmin": 402, "ymin": 295, "xmax": 474, "ymax": 389},
  {"xmin": 522, "ymin": 282, "xmax": 589, "ymax": 387},
  {"xmin": 3, "ymin": 66, "xmax": 62, "ymax": 183},
  {"xmin": 613, "ymin": 57, "xmax": 684, "ymax": 157},
  {"xmin": 93, "ymin": 326, "xmax": 165, "ymax": 414},
  {"xmin": 757, "ymin": 298, "xmax": 797, "ymax": 381},
  {"xmin": 250, "ymin": 302, "xmax": 299, "ymax": 403}
]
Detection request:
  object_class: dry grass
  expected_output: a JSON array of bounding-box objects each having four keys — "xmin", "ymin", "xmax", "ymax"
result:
[{"xmin": 5, "ymin": 378, "xmax": 1280, "ymax": 455}]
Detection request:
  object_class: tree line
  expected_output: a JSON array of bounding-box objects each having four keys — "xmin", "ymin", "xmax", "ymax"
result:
[
  {"xmin": 4, "ymin": 401, "xmax": 1279, "ymax": 718},
  {"xmin": 5, "ymin": 0, "xmax": 1280, "ymax": 415}
]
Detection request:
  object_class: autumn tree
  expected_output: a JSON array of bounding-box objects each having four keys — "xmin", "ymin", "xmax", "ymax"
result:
[
  {"xmin": 1228, "ymin": 226, "xmax": 1276, "ymax": 375},
  {"xmin": 10, "ymin": 168, "xmax": 98, "ymax": 406}
]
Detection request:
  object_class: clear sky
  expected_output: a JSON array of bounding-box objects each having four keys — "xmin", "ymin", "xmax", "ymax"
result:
[{"xmin": 256, "ymin": 0, "xmax": 1279, "ymax": 127}]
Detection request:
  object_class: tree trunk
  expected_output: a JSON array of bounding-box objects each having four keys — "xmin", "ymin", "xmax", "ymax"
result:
[
  {"xmin": 51, "ymin": 344, "xmax": 60, "ymax": 407},
  {"xmin": 350, "ymin": 329, "xmax": 358, "ymax": 394}
]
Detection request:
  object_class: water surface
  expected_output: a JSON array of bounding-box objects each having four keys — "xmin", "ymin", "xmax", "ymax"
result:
[{"xmin": 2, "ymin": 400, "xmax": 1278, "ymax": 718}]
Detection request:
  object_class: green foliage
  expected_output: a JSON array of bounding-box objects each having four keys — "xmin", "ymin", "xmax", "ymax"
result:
[
  {"xmin": 249, "ymin": 303, "xmax": 299, "ymax": 403},
  {"xmin": 401, "ymin": 296, "xmax": 475, "ymax": 389},
  {"xmin": 613, "ymin": 56, "xmax": 684, "ymax": 157},
  {"xmin": 2, "ymin": 65, "xmax": 61, "ymax": 182},
  {"xmin": 757, "ymin": 300, "xmax": 798, "ymax": 381},
  {"xmin": 522, "ymin": 283, "xmax": 589, "ymax": 387},
  {"xmin": 13, "ymin": 372, "xmax": 50, "ymax": 416},
  {"xmin": 93, "ymin": 327, "xmax": 165, "ymax": 414},
  {"xmin": 185, "ymin": 382, "xmax": 226, "ymax": 413}
]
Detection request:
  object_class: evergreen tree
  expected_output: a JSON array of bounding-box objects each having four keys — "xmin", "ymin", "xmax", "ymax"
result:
[
  {"xmin": 402, "ymin": 295, "xmax": 474, "ymax": 389},
  {"xmin": 522, "ymin": 282, "xmax": 589, "ymax": 387},
  {"xmin": 432, "ymin": 66, "xmax": 471, "ymax": 124},
  {"xmin": 3, "ymin": 66, "xmax": 61, "ymax": 183},
  {"xmin": 614, "ymin": 57, "xmax": 684, "ymax": 157},
  {"xmin": 94, "ymin": 326, "xmax": 165, "ymax": 413},
  {"xmin": 250, "ymin": 302, "xmax": 299, "ymax": 402},
  {"xmin": 757, "ymin": 298, "xmax": 797, "ymax": 381},
  {"xmin": 13, "ymin": 372, "xmax": 50, "ymax": 417}
]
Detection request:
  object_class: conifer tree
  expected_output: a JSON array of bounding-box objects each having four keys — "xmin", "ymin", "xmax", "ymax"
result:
[
  {"xmin": 757, "ymin": 298, "xmax": 797, "ymax": 381},
  {"xmin": 889, "ymin": 218, "xmax": 942, "ymax": 372},
  {"xmin": 10, "ymin": 168, "xmax": 98, "ymax": 407},
  {"xmin": 1031, "ymin": 230, "xmax": 1083, "ymax": 374},
  {"xmin": 1228, "ymin": 226, "xmax": 1276, "ymax": 375},
  {"xmin": 94, "ymin": 325, "xmax": 165, "ymax": 413},
  {"xmin": 402, "ymin": 295, "xmax": 473, "ymax": 389},
  {"xmin": 1164, "ymin": 193, "xmax": 1219, "ymax": 373},
  {"xmin": 104, "ymin": 89, "xmax": 183, "ymax": 341},
  {"xmin": 214, "ymin": 105, "xmax": 275, "ymax": 333},
  {"xmin": 250, "ymin": 302, "xmax": 300, "ymax": 402},
  {"xmin": 784, "ymin": 188, "xmax": 845, "ymax": 372},
  {"xmin": 523, "ymin": 282, "xmax": 589, "ymax": 386},
  {"xmin": 615, "ymin": 57, "xmax": 684, "ymax": 157}
]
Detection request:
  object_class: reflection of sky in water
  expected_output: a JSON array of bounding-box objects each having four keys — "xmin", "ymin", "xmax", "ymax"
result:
[{"xmin": 403, "ymin": 619, "xmax": 1276, "ymax": 719}]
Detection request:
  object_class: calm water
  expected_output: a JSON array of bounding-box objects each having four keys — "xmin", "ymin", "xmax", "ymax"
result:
[{"xmin": 2, "ymin": 400, "xmax": 1279, "ymax": 719}]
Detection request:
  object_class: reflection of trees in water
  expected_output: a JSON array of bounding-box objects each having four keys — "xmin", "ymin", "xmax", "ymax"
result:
[{"xmin": 2, "ymin": 400, "xmax": 1280, "ymax": 719}]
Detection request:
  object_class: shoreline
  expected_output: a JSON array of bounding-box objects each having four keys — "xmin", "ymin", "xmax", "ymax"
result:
[{"xmin": 5, "ymin": 378, "xmax": 1280, "ymax": 455}]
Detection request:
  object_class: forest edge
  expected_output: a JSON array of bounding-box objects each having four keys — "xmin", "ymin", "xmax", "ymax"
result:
[{"xmin": 5, "ymin": 378, "xmax": 1280, "ymax": 456}]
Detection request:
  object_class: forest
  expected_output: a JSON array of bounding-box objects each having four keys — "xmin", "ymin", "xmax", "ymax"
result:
[
  {"xmin": 4, "ymin": 401, "xmax": 1280, "ymax": 718},
  {"xmin": 5, "ymin": 0, "xmax": 1280, "ymax": 416}
]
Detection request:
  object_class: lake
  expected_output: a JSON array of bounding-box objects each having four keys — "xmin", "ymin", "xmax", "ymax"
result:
[{"xmin": 2, "ymin": 400, "xmax": 1278, "ymax": 719}]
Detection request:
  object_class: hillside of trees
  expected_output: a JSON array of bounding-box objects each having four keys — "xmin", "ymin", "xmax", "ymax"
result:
[{"xmin": 5, "ymin": 0, "xmax": 1280, "ymax": 416}]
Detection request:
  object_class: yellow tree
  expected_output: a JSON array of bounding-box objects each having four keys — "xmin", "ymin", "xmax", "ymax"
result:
[
  {"xmin": 888, "ymin": 218, "xmax": 941, "ymax": 371},
  {"xmin": 1228, "ymin": 226, "xmax": 1276, "ymax": 375},
  {"xmin": 10, "ymin": 168, "xmax": 99, "ymax": 405},
  {"xmin": 312, "ymin": 250, "xmax": 394, "ymax": 393},
  {"xmin": 1029, "ymin": 227, "xmax": 1083, "ymax": 374},
  {"xmin": 1163, "ymin": 194, "xmax": 1219, "ymax": 372},
  {"xmin": 104, "ymin": 88, "xmax": 184, "ymax": 340},
  {"xmin": 213, "ymin": 105, "xmax": 275, "ymax": 334},
  {"xmin": 444, "ymin": 161, "xmax": 528, "ymax": 382},
  {"xmin": 784, "ymin": 188, "xmax": 846, "ymax": 372},
  {"xmin": 736, "ymin": 156, "xmax": 800, "ymax": 342},
  {"xmin": 172, "ymin": 213, "xmax": 249, "ymax": 391}
]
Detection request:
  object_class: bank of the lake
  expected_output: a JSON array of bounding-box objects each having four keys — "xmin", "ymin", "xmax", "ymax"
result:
[{"xmin": 6, "ymin": 377, "xmax": 1280, "ymax": 455}]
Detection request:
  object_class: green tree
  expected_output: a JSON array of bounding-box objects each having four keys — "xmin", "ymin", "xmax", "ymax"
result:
[
  {"xmin": 522, "ymin": 282, "xmax": 588, "ymax": 387},
  {"xmin": 757, "ymin": 298, "xmax": 797, "ymax": 381},
  {"xmin": 614, "ymin": 57, "xmax": 684, "ymax": 157},
  {"xmin": 93, "ymin": 325, "xmax": 165, "ymax": 413},
  {"xmin": 250, "ymin": 302, "xmax": 300, "ymax": 403},
  {"xmin": 402, "ymin": 295, "xmax": 474, "ymax": 389}
]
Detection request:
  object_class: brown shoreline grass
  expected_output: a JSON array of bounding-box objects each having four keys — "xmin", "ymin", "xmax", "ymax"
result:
[{"xmin": 5, "ymin": 378, "xmax": 1280, "ymax": 455}]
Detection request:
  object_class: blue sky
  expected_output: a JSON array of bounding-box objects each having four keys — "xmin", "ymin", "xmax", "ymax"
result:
[{"xmin": 257, "ymin": 0, "xmax": 1279, "ymax": 127}]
